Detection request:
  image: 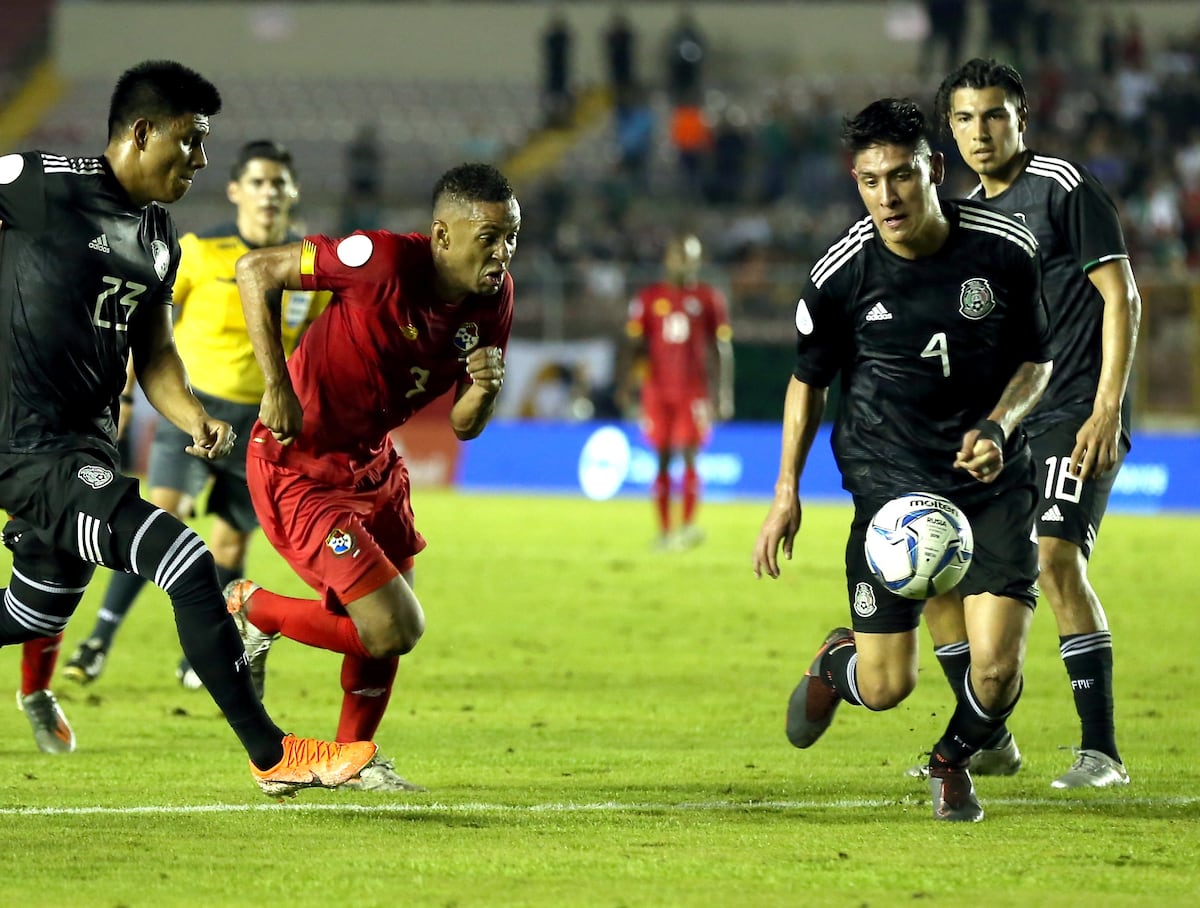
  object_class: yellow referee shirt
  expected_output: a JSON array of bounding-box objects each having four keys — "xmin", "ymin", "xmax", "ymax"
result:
[{"xmin": 172, "ymin": 224, "xmax": 330, "ymax": 404}]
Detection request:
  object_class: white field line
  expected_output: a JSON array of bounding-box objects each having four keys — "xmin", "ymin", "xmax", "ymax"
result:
[{"xmin": 0, "ymin": 796, "xmax": 1196, "ymax": 817}]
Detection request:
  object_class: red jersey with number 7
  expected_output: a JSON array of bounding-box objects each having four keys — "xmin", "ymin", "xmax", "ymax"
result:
[{"xmin": 247, "ymin": 230, "xmax": 513, "ymax": 486}]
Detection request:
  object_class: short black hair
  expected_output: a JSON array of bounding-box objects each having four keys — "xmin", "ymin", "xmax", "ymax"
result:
[
  {"xmin": 230, "ymin": 139, "xmax": 294, "ymax": 181},
  {"xmin": 431, "ymin": 162, "xmax": 514, "ymax": 210},
  {"xmin": 934, "ymin": 58, "xmax": 1028, "ymax": 137},
  {"xmin": 107, "ymin": 60, "xmax": 222, "ymax": 140},
  {"xmin": 841, "ymin": 98, "xmax": 932, "ymax": 156}
]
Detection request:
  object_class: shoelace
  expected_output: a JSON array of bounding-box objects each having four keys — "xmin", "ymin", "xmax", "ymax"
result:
[
  {"xmin": 279, "ymin": 736, "xmax": 342, "ymax": 768},
  {"xmin": 24, "ymin": 693, "xmax": 62, "ymax": 728}
]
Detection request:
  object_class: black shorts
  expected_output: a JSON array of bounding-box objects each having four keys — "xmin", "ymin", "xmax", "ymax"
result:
[
  {"xmin": 147, "ymin": 389, "xmax": 259, "ymax": 533},
  {"xmin": 0, "ymin": 445, "xmax": 141, "ymax": 579},
  {"xmin": 1028, "ymin": 421, "xmax": 1127, "ymax": 558},
  {"xmin": 845, "ymin": 485, "xmax": 1041, "ymax": 634}
]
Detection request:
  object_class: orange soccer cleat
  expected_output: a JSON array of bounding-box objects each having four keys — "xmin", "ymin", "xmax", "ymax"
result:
[{"xmin": 250, "ymin": 734, "xmax": 377, "ymax": 797}]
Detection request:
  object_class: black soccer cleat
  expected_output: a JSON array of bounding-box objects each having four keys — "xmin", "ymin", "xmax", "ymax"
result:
[{"xmin": 785, "ymin": 626, "xmax": 854, "ymax": 749}]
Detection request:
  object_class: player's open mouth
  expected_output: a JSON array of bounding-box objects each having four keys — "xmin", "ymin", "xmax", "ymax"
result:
[
  {"xmin": 883, "ymin": 215, "xmax": 906, "ymax": 229},
  {"xmin": 482, "ymin": 270, "xmax": 504, "ymax": 287}
]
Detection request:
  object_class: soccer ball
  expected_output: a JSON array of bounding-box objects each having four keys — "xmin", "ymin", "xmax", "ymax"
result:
[{"xmin": 864, "ymin": 493, "xmax": 974, "ymax": 600}]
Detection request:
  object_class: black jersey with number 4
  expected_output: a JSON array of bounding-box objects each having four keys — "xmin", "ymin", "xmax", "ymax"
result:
[
  {"xmin": 967, "ymin": 152, "xmax": 1128, "ymax": 439},
  {"xmin": 0, "ymin": 151, "xmax": 178, "ymax": 454},
  {"xmin": 793, "ymin": 199, "xmax": 1052, "ymax": 507}
]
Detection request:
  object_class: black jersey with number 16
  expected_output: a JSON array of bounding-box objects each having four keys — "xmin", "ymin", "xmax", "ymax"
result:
[
  {"xmin": 0, "ymin": 151, "xmax": 178, "ymax": 455},
  {"xmin": 793, "ymin": 199, "xmax": 1052, "ymax": 507}
]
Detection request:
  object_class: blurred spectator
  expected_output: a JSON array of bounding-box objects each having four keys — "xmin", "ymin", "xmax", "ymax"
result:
[
  {"xmin": 614, "ymin": 85, "xmax": 656, "ymax": 190},
  {"xmin": 665, "ymin": 8, "xmax": 706, "ymax": 105},
  {"xmin": 669, "ymin": 101, "xmax": 712, "ymax": 196},
  {"xmin": 706, "ymin": 105, "xmax": 751, "ymax": 206},
  {"xmin": 340, "ymin": 122, "xmax": 383, "ymax": 233},
  {"xmin": 542, "ymin": 9, "xmax": 574, "ymax": 128},
  {"xmin": 604, "ymin": 7, "xmax": 637, "ymax": 104},
  {"xmin": 1121, "ymin": 14, "xmax": 1146, "ymax": 71},
  {"xmin": 757, "ymin": 96, "xmax": 797, "ymax": 204},
  {"xmin": 984, "ymin": 0, "xmax": 1028, "ymax": 64},
  {"xmin": 1098, "ymin": 13, "xmax": 1120, "ymax": 78},
  {"xmin": 922, "ymin": 0, "xmax": 969, "ymax": 78}
]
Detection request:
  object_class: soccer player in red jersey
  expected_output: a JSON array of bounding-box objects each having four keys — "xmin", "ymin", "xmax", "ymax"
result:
[
  {"xmin": 230, "ymin": 163, "xmax": 519, "ymax": 791},
  {"xmin": 619, "ymin": 234, "xmax": 733, "ymax": 550}
]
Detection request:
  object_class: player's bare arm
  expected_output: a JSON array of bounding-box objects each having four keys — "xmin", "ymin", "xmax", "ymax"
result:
[
  {"xmin": 236, "ymin": 242, "xmax": 305, "ymax": 444},
  {"xmin": 753, "ymin": 377, "xmax": 827, "ymax": 579},
  {"xmin": 450, "ymin": 345, "xmax": 505, "ymax": 440},
  {"xmin": 1073, "ymin": 258, "xmax": 1141, "ymax": 481},
  {"xmin": 954, "ymin": 359, "xmax": 1052, "ymax": 483},
  {"xmin": 130, "ymin": 305, "xmax": 236, "ymax": 460}
]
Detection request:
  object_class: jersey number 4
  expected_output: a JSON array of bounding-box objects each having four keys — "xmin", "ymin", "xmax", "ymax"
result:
[
  {"xmin": 92, "ymin": 276, "xmax": 146, "ymax": 331},
  {"xmin": 920, "ymin": 332, "xmax": 950, "ymax": 378}
]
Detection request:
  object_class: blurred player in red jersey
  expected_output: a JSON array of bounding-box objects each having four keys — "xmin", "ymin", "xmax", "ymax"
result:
[
  {"xmin": 618, "ymin": 234, "xmax": 734, "ymax": 550},
  {"xmin": 229, "ymin": 163, "xmax": 518, "ymax": 791}
]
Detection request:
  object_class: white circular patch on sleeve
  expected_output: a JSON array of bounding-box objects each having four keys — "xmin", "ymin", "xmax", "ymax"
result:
[
  {"xmin": 795, "ymin": 298, "xmax": 814, "ymax": 336},
  {"xmin": 0, "ymin": 154, "xmax": 26, "ymax": 184},
  {"xmin": 336, "ymin": 234, "xmax": 374, "ymax": 267}
]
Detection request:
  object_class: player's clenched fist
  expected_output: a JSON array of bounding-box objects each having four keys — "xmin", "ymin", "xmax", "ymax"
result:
[{"xmin": 465, "ymin": 345, "xmax": 505, "ymax": 395}]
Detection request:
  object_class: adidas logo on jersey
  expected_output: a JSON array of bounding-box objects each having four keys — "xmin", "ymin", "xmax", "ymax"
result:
[
  {"xmin": 1041, "ymin": 504, "xmax": 1065, "ymax": 522},
  {"xmin": 88, "ymin": 234, "xmax": 111, "ymax": 253},
  {"xmin": 865, "ymin": 301, "xmax": 892, "ymax": 322}
]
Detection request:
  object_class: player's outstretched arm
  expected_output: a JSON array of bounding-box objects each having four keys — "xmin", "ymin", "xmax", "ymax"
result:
[
  {"xmin": 130, "ymin": 306, "xmax": 236, "ymax": 460},
  {"xmin": 451, "ymin": 346, "xmax": 505, "ymax": 440},
  {"xmin": 237, "ymin": 243, "xmax": 305, "ymax": 444},
  {"xmin": 753, "ymin": 377, "xmax": 827, "ymax": 578}
]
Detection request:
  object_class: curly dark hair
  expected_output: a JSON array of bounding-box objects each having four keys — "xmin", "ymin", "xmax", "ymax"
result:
[
  {"xmin": 107, "ymin": 60, "xmax": 221, "ymax": 140},
  {"xmin": 432, "ymin": 162, "xmax": 514, "ymax": 209},
  {"xmin": 933, "ymin": 58, "xmax": 1028, "ymax": 137},
  {"xmin": 840, "ymin": 98, "xmax": 931, "ymax": 155}
]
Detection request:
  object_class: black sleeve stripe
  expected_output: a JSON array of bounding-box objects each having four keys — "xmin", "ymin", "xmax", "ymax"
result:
[{"xmin": 811, "ymin": 217, "xmax": 872, "ymax": 289}]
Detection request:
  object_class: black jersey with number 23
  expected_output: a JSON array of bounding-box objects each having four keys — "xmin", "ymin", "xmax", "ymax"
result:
[
  {"xmin": 0, "ymin": 151, "xmax": 177, "ymax": 454},
  {"xmin": 793, "ymin": 199, "xmax": 1052, "ymax": 508}
]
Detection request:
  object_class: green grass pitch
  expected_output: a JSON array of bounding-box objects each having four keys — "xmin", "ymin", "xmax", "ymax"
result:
[{"xmin": 1, "ymin": 490, "xmax": 1197, "ymax": 906}]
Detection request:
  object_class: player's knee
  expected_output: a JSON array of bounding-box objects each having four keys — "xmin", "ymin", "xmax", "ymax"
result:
[
  {"xmin": 360, "ymin": 605, "xmax": 425, "ymax": 658},
  {"xmin": 857, "ymin": 669, "xmax": 917, "ymax": 710},
  {"xmin": 969, "ymin": 652, "xmax": 1022, "ymax": 700}
]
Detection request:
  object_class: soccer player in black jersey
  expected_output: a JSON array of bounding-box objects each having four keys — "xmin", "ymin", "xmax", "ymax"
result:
[
  {"xmin": 0, "ymin": 59, "xmax": 374, "ymax": 795},
  {"xmin": 752, "ymin": 98, "xmax": 1052, "ymax": 822},
  {"xmin": 924, "ymin": 58, "xmax": 1139, "ymax": 789}
]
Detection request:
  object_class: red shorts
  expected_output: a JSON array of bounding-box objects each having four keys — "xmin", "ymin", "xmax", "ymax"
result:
[
  {"xmin": 247, "ymin": 455, "xmax": 426, "ymax": 611},
  {"xmin": 640, "ymin": 393, "xmax": 712, "ymax": 450}
]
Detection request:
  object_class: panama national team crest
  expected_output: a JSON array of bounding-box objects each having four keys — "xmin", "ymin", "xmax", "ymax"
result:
[
  {"xmin": 853, "ymin": 581, "xmax": 877, "ymax": 618},
  {"xmin": 77, "ymin": 465, "xmax": 114, "ymax": 490},
  {"xmin": 151, "ymin": 240, "xmax": 170, "ymax": 280},
  {"xmin": 959, "ymin": 277, "xmax": 996, "ymax": 320},
  {"xmin": 453, "ymin": 322, "xmax": 480, "ymax": 355},
  {"xmin": 325, "ymin": 528, "xmax": 355, "ymax": 556}
]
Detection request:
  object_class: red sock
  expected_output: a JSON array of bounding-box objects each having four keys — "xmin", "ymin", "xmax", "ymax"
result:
[
  {"xmin": 335, "ymin": 654, "xmax": 398, "ymax": 742},
  {"xmin": 653, "ymin": 472, "xmax": 672, "ymax": 533},
  {"xmin": 21, "ymin": 633, "xmax": 62, "ymax": 695},
  {"xmin": 247, "ymin": 587, "xmax": 372, "ymax": 660},
  {"xmin": 682, "ymin": 464, "xmax": 700, "ymax": 525}
]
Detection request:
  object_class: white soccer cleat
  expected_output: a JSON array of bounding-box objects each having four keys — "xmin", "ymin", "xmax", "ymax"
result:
[
  {"xmin": 1050, "ymin": 747, "xmax": 1130, "ymax": 789},
  {"xmin": 341, "ymin": 753, "xmax": 427, "ymax": 792}
]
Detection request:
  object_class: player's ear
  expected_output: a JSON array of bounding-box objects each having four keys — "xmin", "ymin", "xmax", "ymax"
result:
[
  {"xmin": 929, "ymin": 151, "xmax": 946, "ymax": 186},
  {"xmin": 431, "ymin": 219, "xmax": 450, "ymax": 250},
  {"xmin": 131, "ymin": 119, "xmax": 152, "ymax": 152},
  {"xmin": 226, "ymin": 180, "xmax": 240, "ymax": 205}
]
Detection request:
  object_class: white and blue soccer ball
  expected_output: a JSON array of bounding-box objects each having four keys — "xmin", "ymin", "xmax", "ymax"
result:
[{"xmin": 864, "ymin": 493, "xmax": 974, "ymax": 600}]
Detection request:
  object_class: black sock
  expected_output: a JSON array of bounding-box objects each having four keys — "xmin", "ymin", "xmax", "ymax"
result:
[
  {"xmin": 935, "ymin": 641, "xmax": 1008, "ymax": 749},
  {"xmin": 1061, "ymin": 631, "xmax": 1120, "ymax": 763},
  {"xmin": 106, "ymin": 501, "xmax": 285, "ymax": 769},
  {"xmin": 90, "ymin": 571, "xmax": 148, "ymax": 649},
  {"xmin": 821, "ymin": 639, "xmax": 865, "ymax": 707},
  {"xmin": 933, "ymin": 670, "xmax": 1020, "ymax": 766}
]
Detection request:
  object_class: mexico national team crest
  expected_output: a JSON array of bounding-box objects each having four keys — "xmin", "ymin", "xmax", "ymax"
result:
[
  {"xmin": 853, "ymin": 581, "xmax": 877, "ymax": 618},
  {"xmin": 453, "ymin": 322, "xmax": 480, "ymax": 355},
  {"xmin": 77, "ymin": 465, "xmax": 114, "ymax": 490},
  {"xmin": 151, "ymin": 240, "xmax": 170, "ymax": 280},
  {"xmin": 959, "ymin": 277, "xmax": 996, "ymax": 320},
  {"xmin": 325, "ymin": 528, "xmax": 355, "ymax": 557}
]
